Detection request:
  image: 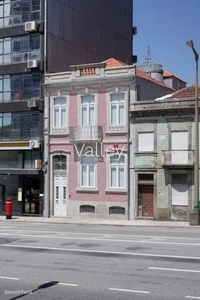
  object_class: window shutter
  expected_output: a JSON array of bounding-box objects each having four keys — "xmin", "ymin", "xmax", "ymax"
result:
[{"xmin": 138, "ymin": 132, "xmax": 154, "ymax": 152}]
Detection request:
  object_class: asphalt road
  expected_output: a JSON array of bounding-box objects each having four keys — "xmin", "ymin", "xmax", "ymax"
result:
[{"xmin": 0, "ymin": 221, "xmax": 200, "ymax": 300}]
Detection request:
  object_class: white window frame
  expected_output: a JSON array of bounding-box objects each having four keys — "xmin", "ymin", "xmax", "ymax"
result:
[
  {"xmin": 107, "ymin": 92, "xmax": 127, "ymax": 132},
  {"xmin": 79, "ymin": 156, "xmax": 97, "ymax": 189},
  {"xmin": 138, "ymin": 131, "xmax": 154, "ymax": 152},
  {"xmin": 51, "ymin": 96, "xmax": 68, "ymax": 134},
  {"xmin": 107, "ymin": 153, "xmax": 127, "ymax": 190},
  {"xmin": 79, "ymin": 94, "xmax": 96, "ymax": 126}
]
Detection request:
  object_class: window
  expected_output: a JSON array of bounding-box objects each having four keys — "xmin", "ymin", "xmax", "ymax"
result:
[
  {"xmin": 0, "ymin": 73, "xmax": 40, "ymax": 102},
  {"xmin": 109, "ymin": 155, "xmax": 125, "ymax": 189},
  {"xmin": 81, "ymin": 95, "xmax": 95, "ymax": 126},
  {"xmin": 53, "ymin": 97, "xmax": 67, "ymax": 130},
  {"xmin": 0, "ymin": 0, "xmax": 41, "ymax": 29},
  {"xmin": 0, "ymin": 111, "xmax": 40, "ymax": 141},
  {"xmin": 172, "ymin": 174, "xmax": 188, "ymax": 206},
  {"xmin": 110, "ymin": 93, "xmax": 125, "ymax": 129},
  {"xmin": 138, "ymin": 132, "xmax": 154, "ymax": 152},
  {"xmin": 0, "ymin": 35, "xmax": 41, "ymax": 65},
  {"xmin": 80, "ymin": 156, "xmax": 95, "ymax": 188}
]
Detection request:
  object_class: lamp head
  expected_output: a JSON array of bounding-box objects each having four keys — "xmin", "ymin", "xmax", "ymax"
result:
[{"xmin": 186, "ymin": 40, "xmax": 194, "ymax": 48}]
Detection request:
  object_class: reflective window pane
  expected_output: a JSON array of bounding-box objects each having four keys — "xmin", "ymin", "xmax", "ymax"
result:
[{"xmin": 4, "ymin": 38, "xmax": 11, "ymax": 53}]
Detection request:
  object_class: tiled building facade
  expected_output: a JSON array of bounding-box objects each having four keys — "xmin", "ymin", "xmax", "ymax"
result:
[{"xmin": 130, "ymin": 88, "xmax": 199, "ymax": 221}]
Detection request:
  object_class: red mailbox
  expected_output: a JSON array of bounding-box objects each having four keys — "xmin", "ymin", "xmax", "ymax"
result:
[{"xmin": 6, "ymin": 198, "xmax": 12, "ymax": 219}]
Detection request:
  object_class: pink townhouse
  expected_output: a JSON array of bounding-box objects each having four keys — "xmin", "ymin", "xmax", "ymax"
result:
[{"xmin": 43, "ymin": 58, "xmax": 136, "ymax": 219}]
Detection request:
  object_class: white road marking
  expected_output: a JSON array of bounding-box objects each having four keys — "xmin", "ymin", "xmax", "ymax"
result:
[
  {"xmin": 186, "ymin": 296, "xmax": 200, "ymax": 299},
  {"xmin": 2, "ymin": 244, "xmax": 200, "ymax": 260},
  {"xmin": 1, "ymin": 229, "xmax": 200, "ymax": 242},
  {"xmin": 0, "ymin": 276, "xmax": 19, "ymax": 280},
  {"xmin": 1, "ymin": 232, "xmax": 200, "ymax": 246},
  {"xmin": 149, "ymin": 267, "xmax": 200, "ymax": 273},
  {"xmin": 109, "ymin": 288, "xmax": 150, "ymax": 294},
  {"xmin": 58, "ymin": 283, "xmax": 78, "ymax": 287}
]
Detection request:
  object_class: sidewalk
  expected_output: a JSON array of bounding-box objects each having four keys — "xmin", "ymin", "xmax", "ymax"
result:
[{"xmin": 0, "ymin": 215, "xmax": 191, "ymax": 227}]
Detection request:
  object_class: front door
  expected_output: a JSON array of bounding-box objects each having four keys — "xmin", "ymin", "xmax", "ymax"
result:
[
  {"xmin": 138, "ymin": 185, "xmax": 154, "ymax": 217},
  {"xmin": 54, "ymin": 176, "xmax": 67, "ymax": 217},
  {"xmin": 23, "ymin": 176, "xmax": 40, "ymax": 214}
]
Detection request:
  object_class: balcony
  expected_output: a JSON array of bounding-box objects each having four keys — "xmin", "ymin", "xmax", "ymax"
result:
[
  {"xmin": 69, "ymin": 126, "xmax": 103, "ymax": 143},
  {"xmin": 162, "ymin": 150, "xmax": 194, "ymax": 168}
]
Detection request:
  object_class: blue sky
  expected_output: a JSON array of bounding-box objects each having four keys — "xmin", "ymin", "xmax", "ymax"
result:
[{"xmin": 134, "ymin": 0, "xmax": 200, "ymax": 85}]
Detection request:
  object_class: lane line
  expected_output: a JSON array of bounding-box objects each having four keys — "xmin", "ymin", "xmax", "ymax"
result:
[
  {"xmin": 0, "ymin": 276, "xmax": 19, "ymax": 280},
  {"xmin": 1, "ymin": 232, "xmax": 200, "ymax": 247},
  {"xmin": 2, "ymin": 244, "xmax": 200, "ymax": 260},
  {"xmin": 186, "ymin": 296, "xmax": 200, "ymax": 299},
  {"xmin": 149, "ymin": 267, "xmax": 200, "ymax": 273},
  {"xmin": 109, "ymin": 288, "xmax": 150, "ymax": 294},
  {"xmin": 1, "ymin": 230, "xmax": 200, "ymax": 242},
  {"xmin": 58, "ymin": 283, "xmax": 78, "ymax": 287}
]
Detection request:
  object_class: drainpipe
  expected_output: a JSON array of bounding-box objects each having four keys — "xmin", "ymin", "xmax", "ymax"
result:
[
  {"xmin": 127, "ymin": 86, "xmax": 131, "ymax": 220},
  {"xmin": 43, "ymin": 0, "xmax": 50, "ymax": 218}
]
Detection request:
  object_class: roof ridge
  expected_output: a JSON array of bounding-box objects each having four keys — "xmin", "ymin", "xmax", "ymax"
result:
[{"xmin": 136, "ymin": 69, "xmax": 175, "ymax": 91}]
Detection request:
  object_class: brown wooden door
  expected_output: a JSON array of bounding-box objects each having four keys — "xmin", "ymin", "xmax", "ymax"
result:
[{"xmin": 138, "ymin": 185, "xmax": 154, "ymax": 217}]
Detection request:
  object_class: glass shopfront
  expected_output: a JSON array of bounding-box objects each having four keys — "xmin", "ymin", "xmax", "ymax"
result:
[{"xmin": 0, "ymin": 149, "xmax": 42, "ymax": 215}]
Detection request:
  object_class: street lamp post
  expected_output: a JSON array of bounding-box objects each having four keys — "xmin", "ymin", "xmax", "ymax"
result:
[{"xmin": 186, "ymin": 40, "xmax": 199, "ymax": 225}]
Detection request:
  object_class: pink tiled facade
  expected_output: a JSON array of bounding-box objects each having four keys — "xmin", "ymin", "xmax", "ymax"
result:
[{"xmin": 44, "ymin": 59, "xmax": 135, "ymax": 219}]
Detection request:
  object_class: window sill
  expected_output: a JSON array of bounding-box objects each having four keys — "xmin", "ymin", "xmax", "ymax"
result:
[
  {"xmin": 105, "ymin": 131, "xmax": 127, "ymax": 136},
  {"xmin": 50, "ymin": 131, "xmax": 69, "ymax": 136},
  {"xmin": 135, "ymin": 152, "xmax": 157, "ymax": 156},
  {"xmin": 76, "ymin": 188, "xmax": 99, "ymax": 194},
  {"xmin": 105, "ymin": 189, "xmax": 127, "ymax": 195}
]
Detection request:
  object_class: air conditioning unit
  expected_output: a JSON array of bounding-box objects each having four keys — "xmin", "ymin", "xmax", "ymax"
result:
[
  {"xmin": 25, "ymin": 21, "xmax": 37, "ymax": 32},
  {"xmin": 29, "ymin": 140, "xmax": 40, "ymax": 149},
  {"xmin": 27, "ymin": 60, "xmax": 38, "ymax": 69},
  {"xmin": 27, "ymin": 100, "xmax": 38, "ymax": 108}
]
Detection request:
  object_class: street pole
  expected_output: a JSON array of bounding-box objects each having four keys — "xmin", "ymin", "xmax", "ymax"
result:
[{"xmin": 186, "ymin": 40, "xmax": 199, "ymax": 225}]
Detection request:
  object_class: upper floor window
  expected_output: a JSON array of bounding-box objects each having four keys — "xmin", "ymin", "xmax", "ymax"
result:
[
  {"xmin": 109, "ymin": 154, "xmax": 126, "ymax": 189},
  {"xmin": 81, "ymin": 95, "xmax": 95, "ymax": 126},
  {"xmin": 0, "ymin": 0, "xmax": 41, "ymax": 28},
  {"xmin": 0, "ymin": 35, "xmax": 41, "ymax": 65},
  {"xmin": 53, "ymin": 97, "xmax": 67, "ymax": 132},
  {"xmin": 0, "ymin": 73, "xmax": 40, "ymax": 102},
  {"xmin": 138, "ymin": 132, "xmax": 154, "ymax": 152},
  {"xmin": 80, "ymin": 156, "xmax": 96, "ymax": 188},
  {"xmin": 0, "ymin": 111, "xmax": 40, "ymax": 141},
  {"xmin": 109, "ymin": 93, "xmax": 125, "ymax": 129}
]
